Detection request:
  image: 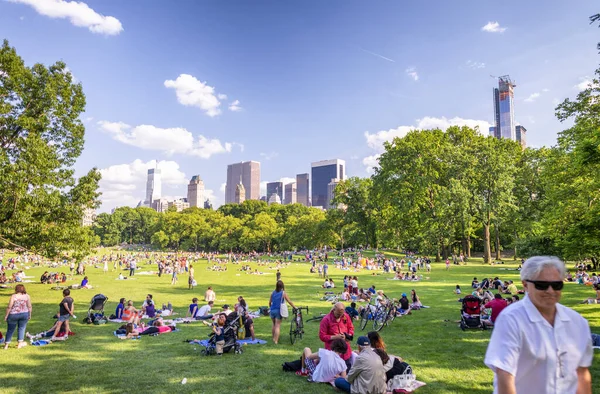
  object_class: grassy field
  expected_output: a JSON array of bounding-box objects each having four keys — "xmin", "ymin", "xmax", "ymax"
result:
[{"xmin": 0, "ymin": 251, "xmax": 598, "ymax": 394}]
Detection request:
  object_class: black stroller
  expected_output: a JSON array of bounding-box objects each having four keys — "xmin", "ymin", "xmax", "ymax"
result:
[
  {"xmin": 200, "ymin": 312, "xmax": 244, "ymax": 356},
  {"xmin": 83, "ymin": 294, "xmax": 109, "ymax": 325},
  {"xmin": 460, "ymin": 295, "xmax": 486, "ymax": 330}
]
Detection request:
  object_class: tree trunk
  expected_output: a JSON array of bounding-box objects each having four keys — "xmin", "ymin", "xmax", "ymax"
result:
[
  {"xmin": 495, "ymin": 223, "xmax": 501, "ymax": 260},
  {"xmin": 513, "ymin": 230, "xmax": 517, "ymax": 260},
  {"xmin": 483, "ymin": 223, "xmax": 491, "ymax": 264},
  {"xmin": 435, "ymin": 246, "xmax": 441, "ymax": 262},
  {"xmin": 467, "ymin": 234, "xmax": 471, "ymax": 258}
]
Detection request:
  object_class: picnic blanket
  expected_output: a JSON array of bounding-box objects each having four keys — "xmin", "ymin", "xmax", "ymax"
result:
[{"xmin": 189, "ymin": 338, "xmax": 267, "ymax": 346}]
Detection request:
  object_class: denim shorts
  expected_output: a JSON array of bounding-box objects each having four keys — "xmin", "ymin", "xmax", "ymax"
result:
[
  {"xmin": 58, "ymin": 314, "xmax": 71, "ymax": 322},
  {"xmin": 270, "ymin": 310, "xmax": 282, "ymax": 320}
]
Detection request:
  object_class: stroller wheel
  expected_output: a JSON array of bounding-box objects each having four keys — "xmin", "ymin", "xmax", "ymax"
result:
[
  {"xmin": 460, "ymin": 322, "xmax": 466, "ymax": 331},
  {"xmin": 200, "ymin": 350, "xmax": 207, "ymax": 356}
]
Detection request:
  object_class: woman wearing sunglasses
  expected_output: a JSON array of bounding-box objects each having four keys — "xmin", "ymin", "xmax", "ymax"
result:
[{"xmin": 484, "ymin": 256, "xmax": 593, "ymax": 394}]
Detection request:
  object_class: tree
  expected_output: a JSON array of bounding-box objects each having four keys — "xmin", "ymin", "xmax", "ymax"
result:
[
  {"xmin": 333, "ymin": 177, "xmax": 378, "ymax": 248},
  {"xmin": 591, "ymin": 14, "xmax": 600, "ymax": 53},
  {"xmin": 0, "ymin": 40, "xmax": 100, "ymax": 257}
]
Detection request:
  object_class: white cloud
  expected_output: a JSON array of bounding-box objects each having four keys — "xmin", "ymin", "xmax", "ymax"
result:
[
  {"xmin": 552, "ymin": 98, "xmax": 560, "ymax": 106},
  {"xmin": 98, "ymin": 120, "xmax": 234, "ymax": 159},
  {"xmin": 219, "ymin": 183, "xmax": 226, "ymax": 193},
  {"xmin": 83, "ymin": 116, "xmax": 94, "ymax": 123},
  {"xmin": 19, "ymin": 16, "xmax": 25, "ymax": 20},
  {"xmin": 260, "ymin": 151, "xmax": 279, "ymax": 161},
  {"xmin": 542, "ymin": 88, "xmax": 550, "ymax": 92},
  {"xmin": 574, "ymin": 77, "xmax": 594, "ymax": 91},
  {"xmin": 9, "ymin": 0, "xmax": 123, "ymax": 35},
  {"xmin": 362, "ymin": 154, "xmax": 381, "ymax": 175},
  {"xmin": 217, "ymin": 93, "xmax": 228, "ymax": 100},
  {"xmin": 63, "ymin": 66, "xmax": 77, "ymax": 82},
  {"xmin": 524, "ymin": 93, "xmax": 541, "ymax": 102},
  {"xmin": 363, "ymin": 116, "xmax": 492, "ymax": 172},
  {"xmin": 466, "ymin": 60, "xmax": 485, "ymax": 69},
  {"xmin": 164, "ymin": 74, "xmax": 222, "ymax": 117},
  {"xmin": 481, "ymin": 21, "xmax": 506, "ymax": 33},
  {"xmin": 229, "ymin": 99, "xmax": 242, "ymax": 112},
  {"xmin": 203, "ymin": 189, "xmax": 220, "ymax": 208},
  {"xmin": 405, "ymin": 67, "xmax": 419, "ymax": 81},
  {"xmin": 98, "ymin": 159, "xmax": 187, "ymax": 212}
]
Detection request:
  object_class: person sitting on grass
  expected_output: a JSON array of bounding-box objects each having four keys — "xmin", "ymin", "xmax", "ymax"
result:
[
  {"xmin": 236, "ymin": 296, "xmax": 256, "ymax": 341},
  {"xmin": 454, "ymin": 285, "xmax": 461, "ymax": 295},
  {"xmin": 187, "ymin": 297, "xmax": 199, "ymax": 318},
  {"xmin": 333, "ymin": 336, "xmax": 387, "ymax": 394},
  {"xmin": 398, "ymin": 293, "xmax": 411, "ymax": 315},
  {"xmin": 297, "ymin": 339, "xmax": 348, "ymax": 383},
  {"xmin": 345, "ymin": 302, "xmax": 359, "ymax": 320},
  {"xmin": 581, "ymin": 283, "xmax": 600, "ymax": 304},
  {"xmin": 195, "ymin": 301, "xmax": 214, "ymax": 320},
  {"xmin": 115, "ymin": 298, "xmax": 125, "ymax": 320},
  {"xmin": 121, "ymin": 301, "xmax": 141, "ymax": 325},
  {"xmin": 80, "ymin": 276, "xmax": 91, "ymax": 289},
  {"xmin": 319, "ymin": 303, "xmax": 354, "ymax": 371},
  {"xmin": 482, "ymin": 293, "xmax": 508, "ymax": 327},
  {"xmin": 410, "ymin": 289, "xmax": 423, "ymax": 309}
]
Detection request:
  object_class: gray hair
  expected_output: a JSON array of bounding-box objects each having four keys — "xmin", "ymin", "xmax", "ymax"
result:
[{"xmin": 520, "ymin": 256, "xmax": 566, "ymax": 281}]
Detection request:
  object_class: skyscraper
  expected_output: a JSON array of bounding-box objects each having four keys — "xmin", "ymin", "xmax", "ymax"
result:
[
  {"xmin": 493, "ymin": 75, "xmax": 516, "ymax": 141},
  {"xmin": 234, "ymin": 181, "xmax": 246, "ymax": 204},
  {"xmin": 187, "ymin": 175, "xmax": 205, "ymax": 208},
  {"xmin": 266, "ymin": 181, "xmax": 283, "ymax": 203},
  {"xmin": 296, "ymin": 173, "xmax": 309, "ymax": 206},
  {"xmin": 515, "ymin": 125, "xmax": 527, "ymax": 148},
  {"xmin": 311, "ymin": 159, "xmax": 345, "ymax": 208},
  {"xmin": 327, "ymin": 178, "xmax": 340, "ymax": 210},
  {"xmin": 145, "ymin": 168, "xmax": 162, "ymax": 206},
  {"xmin": 284, "ymin": 182, "xmax": 297, "ymax": 205},
  {"xmin": 225, "ymin": 161, "xmax": 260, "ymax": 203}
]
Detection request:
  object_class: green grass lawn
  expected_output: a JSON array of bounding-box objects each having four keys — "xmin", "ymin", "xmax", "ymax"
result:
[{"xmin": 0, "ymin": 251, "xmax": 598, "ymax": 394}]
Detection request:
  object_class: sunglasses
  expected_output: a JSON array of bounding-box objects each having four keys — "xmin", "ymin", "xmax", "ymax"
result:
[{"xmin": 525, "ymin": 280, "xmax": 564, "ymax": 291}]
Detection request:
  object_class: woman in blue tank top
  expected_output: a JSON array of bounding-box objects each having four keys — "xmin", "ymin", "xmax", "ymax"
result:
[{"xmin": 269, "ymin": 280, "xmax": 296, "ymax": 344}]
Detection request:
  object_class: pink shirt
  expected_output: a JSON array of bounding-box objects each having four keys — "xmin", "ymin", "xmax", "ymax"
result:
[{"xmin": 10, "ymin": 295, "xmax": 29, "ymax": 314}]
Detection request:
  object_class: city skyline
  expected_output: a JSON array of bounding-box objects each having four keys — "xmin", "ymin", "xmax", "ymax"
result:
[{"xmin": 2, "ymin": 2, "xmax": 595, "ymax": 212}]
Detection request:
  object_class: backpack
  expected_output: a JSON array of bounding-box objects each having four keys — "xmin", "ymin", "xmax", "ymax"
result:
[{"xmin": 282, "ymin": 359, "xmax": 302, "ymax": 372}]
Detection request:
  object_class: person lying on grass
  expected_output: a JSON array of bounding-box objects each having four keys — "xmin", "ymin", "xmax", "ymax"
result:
[
  {"xmin": 297, "ymin": 338, "xmax": 348, "ymax": 383},
  {"xmin": 26, "ymin": 321, "xmax": 73, "ymax": 341},
  {"xmin": 119, "ymin": 320, "xmax": 175, "ymax": 339}
]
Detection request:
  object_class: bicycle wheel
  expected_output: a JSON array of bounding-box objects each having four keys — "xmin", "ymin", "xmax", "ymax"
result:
[
  {"xmin": 373, "ymin": 310, "xmax": 385, "ymax": 332},
  {"xmin": 387, "ymin": 305, "xmax": 397, "ymax": 323},
  {"xmin": 297, "ymin": 315, "xmax": 304, "ymax": 339},
  {"xmin": 359, "ymin": 309, "xmax": 369, "ymax": 330},
  {"xmin": 290, "ymin": 317, "xmax": 298, "ymax": 344}
]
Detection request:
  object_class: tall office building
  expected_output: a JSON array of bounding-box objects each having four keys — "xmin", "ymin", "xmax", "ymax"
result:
[
  {"xmin": 187, "ymin": 175, "xmax": 204, "ymax": 208},
  {"xmin": 266, "ymin": 181, "xmax": 283, "ymax": 204},
  {"xmin": 296, "ymin": 173, "xmax": 309, "ymax": 206},
  {"xmin": 311, "ymin": 159, "xmax": 345, "ymax": 208},
  {"xmin": 492, "ymin": 75, "xmax": 517, "ymax": 141},
  {"xmin": 284, "ymin": 182, "xmax": 297, "ymax": 205},
  {"xmin": 225, "ymin": 161, "xmax": 260, "ymax": 203},
  {"xmin": 234, "ymin": 181, "xmax": 246, "ymax": 204},
  {"xmin": 145, "ymin": 168, "xmax": 162, "ymax": 206},
  {"xmin": 515, "ymin": 125, "xmax": 527, "ymax": 148},
  {"xmin": 327, "ymin": 178, "xmax": 340, "ymax": 210}
]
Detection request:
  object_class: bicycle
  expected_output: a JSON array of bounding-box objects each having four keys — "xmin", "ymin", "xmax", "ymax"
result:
[{"xmin": 290, "ymin": 306, "xmax": 309, "ymax": 344}]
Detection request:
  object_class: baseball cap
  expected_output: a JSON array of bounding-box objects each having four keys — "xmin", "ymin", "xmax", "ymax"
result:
[
  {"xmin": 222, "ymin": 304, "xmax": 230, "ymax": 309},
  {"xmin": 357, "ymin": 336, "xmax": 370, "ymax": 346},
  {"xmin": 402, "ymin": 293, "xmax": 407, "ymax": 297}
]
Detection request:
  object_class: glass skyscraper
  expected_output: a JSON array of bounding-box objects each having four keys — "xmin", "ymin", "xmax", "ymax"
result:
[
  {"xmin": 311, "ymin": 159, "xmax": 345, "ymax": 209},
  {"xmin": 493, "ymin": 76, "xmax": 516, "ymax": 141}
]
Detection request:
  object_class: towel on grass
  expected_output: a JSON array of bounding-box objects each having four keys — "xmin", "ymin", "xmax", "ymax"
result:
[{"xmin": 189, "ymin": 338, "xmax": 266, "ymax": 346}]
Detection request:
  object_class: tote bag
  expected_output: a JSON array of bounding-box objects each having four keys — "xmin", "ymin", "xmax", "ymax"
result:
[{"xmin": 280, "ymin": 291, "xmax": 289, "ymax": 318}]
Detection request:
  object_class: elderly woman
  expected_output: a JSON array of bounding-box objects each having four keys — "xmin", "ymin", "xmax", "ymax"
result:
[{"xmin": 485, "ymin": 256, "xmax": 593, "ymax": 394}]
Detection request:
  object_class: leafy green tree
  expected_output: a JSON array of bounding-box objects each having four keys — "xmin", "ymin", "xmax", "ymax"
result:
[
  {"xmin": 333, "ymin": 177, "xmax": 378, "ymax": 248},
  {"xmin": 0, "ymin": 40, "xmax": 100, "ymax": 257}
]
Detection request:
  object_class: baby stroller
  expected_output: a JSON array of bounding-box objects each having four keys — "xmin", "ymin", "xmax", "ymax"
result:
[
  {"xmin": 201, "ymin": 312, "xmax": 244, "ymax": 356},
  {"xmin": 460, "ymin": 295, "xmax": 485, "ymax": 330},
  {"xmin": 83, "ymin": 294, "xmax": 109, "ymax": 325}
]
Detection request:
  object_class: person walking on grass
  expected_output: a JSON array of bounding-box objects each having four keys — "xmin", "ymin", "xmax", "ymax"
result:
[
  {"xmin": 269, "ymin": 280, "xmax": 296, "ymax": 344},
  {"xmin": 188, "ymin": 264, "xmax": 195, "ymax": 290},
  {"xmin": 485, "ymin": 256, "xmax": 593, "ymax": 394},
  {"xmin": 52, "ymin": 289, "xmax": 74, "ymax": 342},
  {"xmin": 171, "ymin": 267, "xmax": 178, "ymax": 285},
  {"xmin": 4, "ymin": 284, "xmax": 32, "ymax": 349},
  {"xmin": 103, "ymin": 260, "xmax": 108, "ymax": 274}
]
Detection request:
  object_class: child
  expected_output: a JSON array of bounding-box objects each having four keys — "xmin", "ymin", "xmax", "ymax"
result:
[
  {"xmin": 212, "ymin": 314, "xmax": 226, "ymax": 356},
  {"xmin": 454, "ymin": 285, "xmax": 461, "ymax": 295}
]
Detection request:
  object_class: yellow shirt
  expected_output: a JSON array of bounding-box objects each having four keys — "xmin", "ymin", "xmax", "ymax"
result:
[{"xmin": 507, "ymin": 283, "xmax": 518, "ymax": 295}]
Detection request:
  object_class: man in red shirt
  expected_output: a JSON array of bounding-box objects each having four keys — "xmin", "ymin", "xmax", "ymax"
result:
[
  {"xmin": 484, "ymin": 293, "xmax": 508, "ymax": 325},
  {"xmin": 319, "ymin": 302, "xmax": 354, "ymax": 370}
]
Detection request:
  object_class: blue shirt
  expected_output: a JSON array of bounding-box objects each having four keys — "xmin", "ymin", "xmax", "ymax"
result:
[
  {"xmin": 189, "ymin": 303, "xmax": 198, "ymax": 318},
  {"xmin": 115, "ymin": 303, "xmax": 124, "ymax": 319},
  {"xmin": 271, "ymin": 290, "xmax": 283, "ymax": 312}
]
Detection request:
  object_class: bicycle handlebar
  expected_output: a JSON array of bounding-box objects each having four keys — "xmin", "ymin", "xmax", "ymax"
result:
[{"xmin": 293, "ymin": 306, "xmax": 309, "ymax": 313}]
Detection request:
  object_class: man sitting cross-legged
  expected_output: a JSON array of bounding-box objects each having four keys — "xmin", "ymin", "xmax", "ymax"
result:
[{"xmin": 297, "ymin": 338, "xmax": 348, "ymax": 383}]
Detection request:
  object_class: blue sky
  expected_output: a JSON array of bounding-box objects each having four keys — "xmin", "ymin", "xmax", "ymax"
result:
[{"xmin": 1, "ymin": 0, "xmax": 598, "ymax": 212}]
